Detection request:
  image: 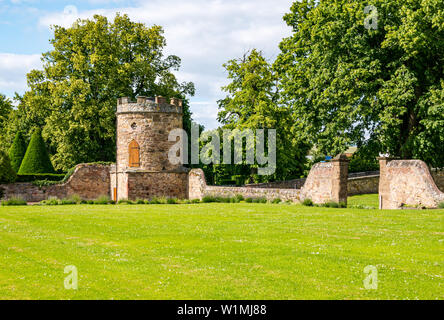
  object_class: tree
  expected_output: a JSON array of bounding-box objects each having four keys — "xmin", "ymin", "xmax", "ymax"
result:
[
  {"xmin": 0, "ymin": 150, "xmax": 16, "ymax": 184},
  {"xmin": 18, "ymin": 128, "xmax": 55, "ymax": 174},
  {"xmin": 17, "ymin": 14, "xmax": 194, "ymax": 171},
  {"xmin": 0, "ymin": 94, "xmax": 13, "ymax": 151},
  {"xmin": 217, "ymin": 49, "xmax": 310, "ymax": 182},
  {"xmin": 8, "ymin": 131, "xmax": 27, "ymax": 173},
  {"xmin": 274, "ymin": 0, "xmax": 444, "ymax": 167}
]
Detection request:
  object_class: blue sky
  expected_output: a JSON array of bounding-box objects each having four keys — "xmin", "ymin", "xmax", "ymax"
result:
[{"xmin": 0, "ymin": 0, "xmax": 293, "ymax": 129}]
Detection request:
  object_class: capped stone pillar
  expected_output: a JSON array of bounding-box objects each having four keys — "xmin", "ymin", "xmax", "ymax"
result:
[{"xmin": 331, "ymin": 154, "xmax": 350, "ymax": 204}]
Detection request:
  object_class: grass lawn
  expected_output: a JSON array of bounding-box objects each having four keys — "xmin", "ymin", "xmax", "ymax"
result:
[{"xmin": 0, "ymin": 195, "xmax": 443, "ymax": 300}]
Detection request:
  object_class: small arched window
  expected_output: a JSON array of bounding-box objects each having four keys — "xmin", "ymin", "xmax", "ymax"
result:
[{"xmin": 129, "ymin": 140, "xmax": 140, "ymax": 167}]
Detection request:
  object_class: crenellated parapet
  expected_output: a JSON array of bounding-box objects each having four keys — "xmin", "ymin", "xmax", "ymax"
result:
[{"xmin": 117, "ymin": 96, "xmax": 183, "ymax": 114}]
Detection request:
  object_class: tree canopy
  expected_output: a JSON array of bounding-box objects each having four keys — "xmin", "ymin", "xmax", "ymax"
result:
[
  {"xmin": 0, "ymin": 150, "xmax": 16, "ymax": 184},
  {"xmin": 8, "ymin": 14, "xmax": 195, "ymax": 171},
  {"xmin": 274, "ymin": 0, "xmax": 444, "ymax": 166},
  {"xmin": 0, "ymin": 94, "xmax": 13, "ymax": 151},
  {"xmin": 217, "ymin": 49, "xmax": 310, "ymax": 182}
]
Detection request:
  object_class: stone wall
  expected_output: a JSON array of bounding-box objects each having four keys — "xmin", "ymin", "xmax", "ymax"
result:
[
  {"xmin": 188, "ymin": 155, "xmax": 349, "ymax": 204},
  {"xmin": 205, "ymin": 186, "xmax": 301, "ymax": 202},
  {"xmin": 301, "ymin": 155, "xmax": 349, "ymax": 204},
  {"xmin": 431, "ymin": 169, "xmax": 444, "ymax": 192},
  {"xmin": 378, "ymin": 158, "xmax": 444, "ymax": 209},
  {"xmin": 245, "ymin": 178, "xmax": 306, "ymax": 189},
  {"xmin": 0, "ymin": 164, "xmax": 111, "ymax": 202},
  {"xmin": 126, "ymin": 171, "xmax": 188, "ymax": 200},
  {"xmin": 348, "ymin": 175, "xmax": 379, "ymax": 196}
]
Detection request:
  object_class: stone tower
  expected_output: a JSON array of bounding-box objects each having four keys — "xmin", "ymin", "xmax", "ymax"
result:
[{"xmin": 110, "ymin": 96, "xmax": 188, "ymax": 201}]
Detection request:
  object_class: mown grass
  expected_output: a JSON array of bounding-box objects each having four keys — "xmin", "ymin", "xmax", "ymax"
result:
[
  {"xmin": 0, "ymin": 198, "xmax": 442, "ymax": 299},
  {"xmin": 348, "ymin": 194, "xmax": 379, "ymax": 208}
]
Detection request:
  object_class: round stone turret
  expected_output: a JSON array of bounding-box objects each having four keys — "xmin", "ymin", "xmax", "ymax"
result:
[
  {"xmin": 116, "ymin": 96, "xmax": 183, "ymax": 172},
  {"xmin": 111, "ymin": 95, "xmax": 188, "ymax": 201}
]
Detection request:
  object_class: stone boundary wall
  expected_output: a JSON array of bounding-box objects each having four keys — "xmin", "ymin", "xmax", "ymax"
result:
[
  {"xmin": 0, "ymin": 164, "xmax": 111, "ymax": 202},
  {"xmin": 188, "ymin": 155, "xmax": 349, "ymax": 204},
  {"xmin": 301, "ymin": 155, "xmax": 349, "ymax": 204},
  {"xmin": 348, "ymin": 175, "xmax": 379, "ymax": 196},
  {"xmin": 379, "ymin": 158, "xmax": 444, "ymax": 209},
  {"xmin": 245, "ymin": 178, "xmax": 306, "ymax": 189}
]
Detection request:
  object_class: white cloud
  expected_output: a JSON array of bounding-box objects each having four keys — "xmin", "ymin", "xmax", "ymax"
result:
[
  {"xmin": 0, "ymin": 53, "xmax": 41, "ymax": 98},
  {"xmin": 35, "ymin": 0, "xmax": 294, "ymax": 128}
]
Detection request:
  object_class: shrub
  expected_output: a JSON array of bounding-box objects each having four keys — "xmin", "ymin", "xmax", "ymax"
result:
[
  {"xmin": 339, "ymin": 202, "xmax": 347, "ymax": 208},
  {"xmin": 252, "ymin": 197, "xmax": 267, "ymax": 203},
  {"xmin": 245, "ymin": 197, "xmax": 253, "ymax": 203},
  {"xmin": 202, "ymin": 195, "xmax": 217, "ymax": 203},
  {"xmin": 0, "ymin": 150, "xmax": 16, "ymax": 184},
  {"xmin": 302, "ymin": 198, "xmax": 314, "ymax": 206},
  {"xmin": 272, "ymin": 198, "xmax": 282, "ymax": 204},
  {"xmin": 167, "ymin": 198, "xmax": 178, "ymax": 204},
  {"xmin": 148, "ymin": 197, "xmax": 161, "ymax": 204},
  {"xmin": 61, "ymin": 166, "xmax": 76, "ymax": 183},
  {"xmin": 68, "ymin": 194, "xmax": 82, "ymax": 204},
  {"xmin": 31, "ymin": 179, "xmax": 61, "ymax": 188},
  {"xmin": 16, "ymin": 173, "xmax": 65, "ymax": 183},
  {"xmin": 215, "ymin": 196, "xmax": 231, "ymax": 203},
  {"xmin": 8, "ymin": 131, "xmax": 27, "ymax": 173},
  {"xmin": 438, "ymin": 202, "xmax": 444, "ymax": 209},
  {"xmin": 93, "ymin": 195, "xmax": 111, "ymax": 204},
  {"xmin": 191, "ymin": 198, "xmax": 201, "ymax": 204},
  {"xmin": 44, "ymin": 197, "xmax": 59, "ymax": 206},
  {"xmin": 235, "ymin": 194, "xmax": 244, "ymax": 202},
  {"xmin": 60, "ymin": 199, "xmax": 76, "ymax": 205},
  {"xmin": 87, "ymin": 200, "xmax": 94, "ymax": 204},
  {"xmin": 1, "ymin": 196, "xmax": 27, "ymax": 206},
  {"xmin": 322, "ymin": 201, "xmax": 340, "ymax": 208},
  {"xmin": 135, "ymin": 198, "xmax": 145, "ymax": 204},
  {"xmin": 18, "ymin": 128, "xmax": 55, "ymax": 174}
]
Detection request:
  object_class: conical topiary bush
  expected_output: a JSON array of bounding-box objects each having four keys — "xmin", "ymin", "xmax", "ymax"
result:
[
  {"xmin": 8, "ymin": 131, "xmax": 27, "ymax": 172},
  {"xmin": 0, "ymin": 150, "xmax": 17, "ymax": 183},
  {"xmin": 18, "ymin": 128, "xmax": 55, "ymax": 174}
]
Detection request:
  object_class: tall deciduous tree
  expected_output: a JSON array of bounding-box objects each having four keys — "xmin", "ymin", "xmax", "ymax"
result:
[
  {"xmin": 0, "ymin": 94, "xmax": 13, "ymax": 151},
  {"xmin": 275, "ymin": 0, "xmax": 444, "ymax": 166},
  {"xmin": 15, "ymin": 14, "xmax": 194, "ymax": 171},
  {"xmin": 217, "ymin": 49, "xmax": 310, "ymax": 181}
]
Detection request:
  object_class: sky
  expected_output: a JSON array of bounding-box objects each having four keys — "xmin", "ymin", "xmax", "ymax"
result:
[{"xmin": 0, "ymin": 0, "xmax": 294, "ymax": 129}]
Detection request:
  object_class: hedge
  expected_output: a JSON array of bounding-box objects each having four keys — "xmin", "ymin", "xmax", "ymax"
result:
[
  {"xmin": 18, "ymin": 128, "xmax": 55, "ymax": 174},
  {"xmin": 0, "ymin": 151, "xmax": 16, "ymax": 184},
  {"xmin": 16, "ymin": 173, "xmax": 65, "ymax": 183},
  {"xmin": 8, "ymin": 131, "xmax": 27, "ymax": 173}
]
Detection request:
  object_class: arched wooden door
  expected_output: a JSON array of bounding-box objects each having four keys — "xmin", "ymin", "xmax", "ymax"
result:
[{"xmin": 129, "ymin": 140, "xmax": 140, "ymax": 167}]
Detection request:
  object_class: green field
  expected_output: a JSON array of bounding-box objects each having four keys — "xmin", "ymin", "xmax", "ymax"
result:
[{"xmin": 0, "ymin": 195, "xmax": 443, "ymax": 299}]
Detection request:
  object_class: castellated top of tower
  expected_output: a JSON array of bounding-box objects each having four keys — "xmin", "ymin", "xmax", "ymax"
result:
[{"xmin": 117, "ymin": 96, "xmax": 183, "ymax": 114}]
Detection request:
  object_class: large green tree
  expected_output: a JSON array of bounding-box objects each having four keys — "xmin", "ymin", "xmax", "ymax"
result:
[
  {"xmin": 275, "ymin": 0, "xmax": 444, "ymax": 166},
  {"xmin": 217, "ymin": 49, "xmax": 310, "ymax": 181},
  {"xmin": 14, "ymin": 14, "xmax": 194, "ymax": 171},
  {"xmin": 0, "ymin": 94, "xmax": 13, "ymax": 151}
]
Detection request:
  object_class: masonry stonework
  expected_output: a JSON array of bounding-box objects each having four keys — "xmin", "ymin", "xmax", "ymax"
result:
[
  {"xmin": 378, "ymin": 158, "xmax": 444, "ymax": 209},
  {"xmin": 0, "ymin": 163, "xmax": 110, "ymax": 202},
  {"xmin": 111, "ymin": 96, "xmax": 188, "ymax": 201},
  {"xmin": 188, "ymin": 154, "xmax": 349, "ymax": 204}
]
